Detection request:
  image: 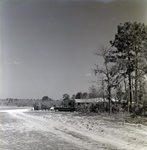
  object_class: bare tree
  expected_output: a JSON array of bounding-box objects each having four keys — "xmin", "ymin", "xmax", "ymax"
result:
[{"xmin": 93, "ymin": 45, "xmax": 121, "ymax": 114}]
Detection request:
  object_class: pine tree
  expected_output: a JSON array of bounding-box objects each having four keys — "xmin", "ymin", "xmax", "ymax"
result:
[{"xmin": 110, "ymin": 22, "xmax": 147, "ymax": 111}]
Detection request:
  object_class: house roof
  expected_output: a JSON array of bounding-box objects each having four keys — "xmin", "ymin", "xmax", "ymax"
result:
[
  {"xmin": 75, "ymin": 98, "xmax": 108, "ymax": 103},
  {"xmin": 75, "ymin": 98, "xmax": 127, "ymax": 103}
]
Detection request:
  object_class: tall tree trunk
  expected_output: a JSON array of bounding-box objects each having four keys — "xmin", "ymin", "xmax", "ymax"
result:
[
  {"xmin": 124, "ymin": 77, "xmax": 129, "ymax": 113},
  {"xmin": 128, "ymin": 54, "xmax": 133, "ymax": 112},
  {"xmin": 135, "ymin": 67, "xmax": 138, "ymax": 104},
  {"xmin": 108, "ymin": 85, "xmax": 112, "ymax": 114},
  {"xmin": 135, "ymin": 47, "xmax": 138, "ymax": 105},
  {"xmin": 128, "ymin": 73, "xmax": 132, "ymax": 111}
]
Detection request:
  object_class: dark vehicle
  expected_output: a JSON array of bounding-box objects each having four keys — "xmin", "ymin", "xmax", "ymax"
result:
[{"xmin": 54, "ymin": 107, "xmax": 76, "ymax": 112}]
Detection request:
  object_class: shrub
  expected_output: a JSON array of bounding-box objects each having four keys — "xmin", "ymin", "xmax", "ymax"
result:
[{"xmin": 33, "ymin": 102, "xmax": 41, "ymax": 110}]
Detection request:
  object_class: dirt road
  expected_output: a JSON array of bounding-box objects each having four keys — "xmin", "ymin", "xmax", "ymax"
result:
[{"xmin": 1, "ymin": 110, "xmax": 147, "ymax": 150}]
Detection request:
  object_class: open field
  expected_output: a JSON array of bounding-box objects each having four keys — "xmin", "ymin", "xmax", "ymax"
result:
[{"xmin": 0, "ymin": 109, "xmax": 147, "ymax": 150}]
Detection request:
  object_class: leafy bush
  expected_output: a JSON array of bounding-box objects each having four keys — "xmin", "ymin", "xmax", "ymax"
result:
[
  {"xmin": 33, "ymin": 102, "xmax": 41, "ymax": 110},
  {"xmin": 41, "ymin": 104, "xmax": 50, "ymax": 111},
  {"xmin": 76, "ymin": 104, "xmax": 91, "ymax": 113}
]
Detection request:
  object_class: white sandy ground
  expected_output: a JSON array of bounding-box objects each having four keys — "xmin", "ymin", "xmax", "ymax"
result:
[{"xmin": 4, "ymin": 109, "xmax": 147, "ymax": 150}]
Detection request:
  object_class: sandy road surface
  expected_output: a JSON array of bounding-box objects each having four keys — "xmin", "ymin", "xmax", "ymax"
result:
[{"xmin": 1, "ymin": 110, "xmax": 147, "ymax": 150}]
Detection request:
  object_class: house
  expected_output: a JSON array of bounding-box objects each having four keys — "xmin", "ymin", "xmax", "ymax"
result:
[{"xmin": 75, "ymin": 98, "xmax": 109, "ymax": 105}]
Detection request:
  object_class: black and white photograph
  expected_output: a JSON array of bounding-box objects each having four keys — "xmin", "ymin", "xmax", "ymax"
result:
[{"xmin": 0, "ymin": 0, "xmax": 147, "ymax": 149}]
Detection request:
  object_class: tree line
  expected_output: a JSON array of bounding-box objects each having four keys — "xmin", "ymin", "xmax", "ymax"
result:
[{"xmin": 63, "ymin": 85, "xmax": 99, "ymax": 101}]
